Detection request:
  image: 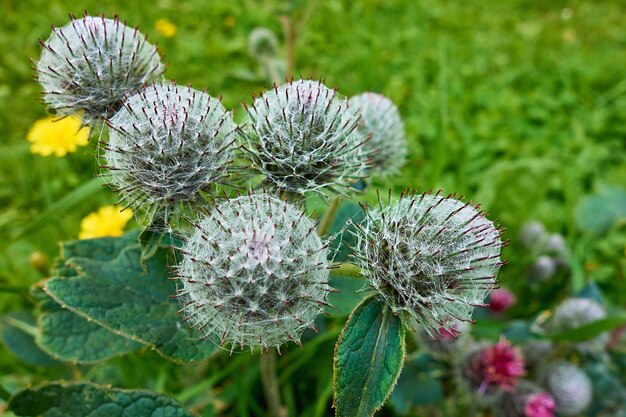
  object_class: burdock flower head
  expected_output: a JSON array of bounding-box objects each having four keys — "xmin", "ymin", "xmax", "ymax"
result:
[
  {"xmin": 544, "ymin": 363, "xmax": 592, "ymax": 416},
  {"xmin": 539, "ymin": 297, "xmax": 609, "ymax": 352},
  {"xmin": 353, "ymin": 191, "xmax": 504, "ymax": 334},
  {"xmin": 499, "ymin": 382, "xmax": 556, "ymax": 417},
  {"xmin": 349, "ymin": 92, "xmax": 407, "ymax": 177},
  {"xmin": 37, "ymin": 15, "xmax": 164, "ymax": 126},
  {"xmin": 463, "ymin": 338, "xmax": 525, "ymax": 396},
  {"xmin": 103, "ymin": 82, "xmax": 236, "ymax": 228},
  {"xmin": 240, "ymin": 79, "xmax": 369, "ymax": 196},
  {"xmin": 175, "ymin": 193, "xmax": 333, "ymax": 353}
]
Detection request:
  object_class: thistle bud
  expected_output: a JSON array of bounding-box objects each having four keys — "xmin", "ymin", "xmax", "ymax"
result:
[
  {"xmin": 543, "ymin": 297, "xmax": 609, "ymax": 352},
  {"xmin": 103, "ymin": 83, "xmax": 236, "ymax": 228},
  {"xmin": 348, "ymin": 92, "xmax": 407, "ymax": 177},
  {"xmin": 544, "ymin": 363, "xmax": 592, "ymax": 416},
  {"xmin": 488, "ymin": 288, "xmax": 517, "ymax": 313},
  {"xmin": 240, "ymin": 79, "xmax": 369, "ymax": 196},
  {"xmin": 175, "ymin": 193, "xmax": 332, "ymax": 352},
  {"xmin": 528, "ymin": 256, "xmax": 557, "ymax": 281},
  {"xmin": 498, "ymin": 382, "xmax": 556, "ymax": 417},
  {"xmin": 353, "ymin": 191, "xmax": 504, "ymax": 334},
  {"xmin": 520, "ymin": 221, "xmax": 546, "ymax": 249},
  {"xmin": 248, "ymin": 27, "xmax": 279, "ymax": 60},
  {"xmin": 37, "ymin": 15, "xmax": 163, "ymax": 126}
]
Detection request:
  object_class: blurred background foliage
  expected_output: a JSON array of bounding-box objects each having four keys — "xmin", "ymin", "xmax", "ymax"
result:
[{"xmin": 0, "ymin": 0, "xmax": 624, "ymax": 416}]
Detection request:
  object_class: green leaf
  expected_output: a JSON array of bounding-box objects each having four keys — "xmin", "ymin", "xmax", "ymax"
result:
[
  {"xmin": 43, "ymin": 244, "xmax": 217, "ymax": 363},
  {"xmin": 9, "ymin": 382, "xmax": 194, "ymax": 417},
  {"xmin": 333, "ymin": 296, "xmax": 405, "ymax": 417},
  {"xmin": 32, "ymin": 285, "xmax": 143, "ymax": 364},
  {"xmin": 547, "ymin": 313, "xmax": 626, "ymax": 342},
  {"xmin": 1, "ymin": 311, "xmax": 59, "ymax": 366},
  {"xmin": 576, "ymin": 186, "xmax": 626, "ymax": 235}
]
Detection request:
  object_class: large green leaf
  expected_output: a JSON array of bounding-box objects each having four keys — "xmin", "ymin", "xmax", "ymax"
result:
[
  {"xmin": 33, "ymin": 285, "xmax": 142, "ymax": 364},
  {"xmin": 333, "ymin": 296, "xmax": 405, "ymax": 417},
  {"xmin": 43, "ymin": 244, "xmax": 217, "ymax": 363},
  {"xmin": 1, "ymin": 311, "xmax": 59, "ymax": 366},
  {"xmin": 390, "ymin": 353, "xmax": 444, "ymax": 414},
  {"xmin": 34, "ymin": 234, "xmax": 144, "ymax": 364},
  {"xmin": 9, "ymin": 382, "xmax": 194, "ymax": 417}
]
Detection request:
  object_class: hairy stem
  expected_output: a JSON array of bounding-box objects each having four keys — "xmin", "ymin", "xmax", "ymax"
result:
[
  {"xmin": 0, "ymin": 284, "xmax": 29, "ymax": 295},
  {"xmin": 317, "ymin": 196, "xmax": 342, "ymax": 237},
  {"xmin": 260, "ymin": 350, "xmax": 286, "ymax": 417}
]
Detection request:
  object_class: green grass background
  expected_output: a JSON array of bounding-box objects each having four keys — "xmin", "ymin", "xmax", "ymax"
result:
[{"xmin": 0, "ymin": 0, "xmax": 624, "ymax": 415}]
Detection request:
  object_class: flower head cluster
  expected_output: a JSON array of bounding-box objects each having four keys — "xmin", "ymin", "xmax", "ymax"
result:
[
  {"xmin": 37, "ymin": 15, "xmax": 163, "ymax": 126},
  {"xmin": 175, "ymin": 193, "xmax": 332, "ymax": 352},
  {"xmin": 544, "ymin": 363, "xmax": 592, "ymax": 416},
  {"xmin": 349, "ymin": 92, "xmax": 406, "ymax": 177},
  {"xmin": 541, "ymin": 297, "xmax": 608, "ymax": 352},
  {"xmin": 103, "ymin": 83, "xmax": 236, "ymax": 228},
  {"xmin": 27, "ymin": 115, "xmax": 89, "ymax": 157},
  {"xmin": 240, "ymin": 79, "xmax": 369, "ymax": 195},
  {"xmin": 353, "ymin": 191, "xmax": 504, "ymax": 334},
  {"xmin": 464, "ymin": 338, "xmax": 525, "ymax": 395}
]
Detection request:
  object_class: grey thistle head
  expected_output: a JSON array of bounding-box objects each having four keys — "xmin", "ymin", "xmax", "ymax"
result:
[
  {"xmin": 102, "ymin": 82, "xmax": 237, "ymax": 229},
  {"xmin": 544, "ymin": 363, "xmax": 592, "ymax": 416},
  {"xmin": 174, "ymin": 193, "xmax": 334, "ymax": 353},
  {"xmin": 349, "ymin": 92, "xmax": 407, "ymax": 177},
  {"xmin": 352, "ymin": 190, "xmax": 505, "ymax": 335},
  {"xmin": 239, "ymin": 79, "xmax": 370, "ymax": 196},
  {"xmin": 37, "ymin": 14, "xmax": 164, "ymax": 127}
]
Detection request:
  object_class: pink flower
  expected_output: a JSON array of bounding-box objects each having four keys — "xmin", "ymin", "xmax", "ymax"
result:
[
  {"xmin": 489, "ymin": 288, "xmax": 517, "ymax": 312},
  {"xmin": 524, "ymin": 392, "xmax": 556, "ymax": 417},
  {"xmin": 477, "ymin": 338, "xmax": 525, "ymax": 393}
]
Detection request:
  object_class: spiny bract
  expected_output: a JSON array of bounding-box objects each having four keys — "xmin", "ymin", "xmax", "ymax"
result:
[
  {"xmin": 37, "ymin": 15, "xmax": 163, "ymax": 126},
  {"xmin": 103, "ymin": 83, "xmax": 236, "ymax": 228},
  {"xmin": 349, "ymin": 92, "xmax": 407, "ymax": 177},
  {"xmin": 175, "ymin": 193, "xmax": 332, "ymax": 352},
  {"xmin": 353, "ymin": 191, "xmax": 503, "ymax": 334},
  {"xmin": 240, "ymin": 79, "xmax": 369, "ymax": 195}
]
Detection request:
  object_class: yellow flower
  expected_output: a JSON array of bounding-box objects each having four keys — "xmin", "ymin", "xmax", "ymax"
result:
[
  {"xmin": 27, "ymin": 115, "xmax": 89, "ymax": 157},
  {"xmin": 155, "ymin": 19, "xmax": 177, "ymax": 38},
  {"xmin": 79, "ymin": 206, "xmax": 134, "ymax": 240}
]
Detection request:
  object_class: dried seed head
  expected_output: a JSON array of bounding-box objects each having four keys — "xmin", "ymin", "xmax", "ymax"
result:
[
  {"xmin": 353, "ymin": 192, "xmax": 503, "ymax": 334},
  {"xmin": 240, "ymin": 79, "xmax": 369, "ymax": 195},
  {"xmin": 175, "ymin": 193, "xmax": 332, "ymax": 352},
  {"xmin": 349, "ymin": 92, "xmax": 407, "ymax": 177},
  {"xmin": 103, "ymin": 83, "xmax": 236, "ymax": 228},
  {"xmin": 544, "ymin": 363, "xmax": 592, "ymax": 416},
  {"xmin": 37, "ymin": 15, "xmax": 164, "ymax": 126},
  {"xmin": 543, "ymin": 297, "xmax": 609, "ymax": 352}
]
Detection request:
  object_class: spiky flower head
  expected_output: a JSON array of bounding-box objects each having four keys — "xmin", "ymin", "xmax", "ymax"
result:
[
  {"xmin": 240, "ymin": 79, "xmax": 369, "ymax": 196},
  {"xmin": 353, "ymin": 191, "xmax": 504, "ymax": 334},
  {"xmin": 348, "ymin": 92, "xmax": 407, "ymax": 177},
  {"xmin": 463, "ymin": 338, "xmax": 525, "ymax": 395},
  {"xmin": 103, "ymin": 83, "xmax": 236, "ymax": 228},
  {"xmin": 528, "ymin": 255, "xmax": 557, "ymax": 281},
  {"xmin": 499, "ymin": 382, "xmax": 556, "ymax": 417},
  {"xmin": 488, "ymin": 288, "xmax": 517, "ymax": 313},
  {"xmin": 542, "ymin": 297, "xmax": 608, "ymax": 352},
  {"xmin": 417, "ymin": 316, "xmax": 470, "ymax": 357},
  {"xmin": 175, "ymin": 193, "xmax": 332, "ymax": 352},
  {"xmin": 545, "ymin": 363, "xmax": 592, "ymax": 416},
  {"xmin": 37, "ymin": 15, "xmax": 163, "ymax": 126}
]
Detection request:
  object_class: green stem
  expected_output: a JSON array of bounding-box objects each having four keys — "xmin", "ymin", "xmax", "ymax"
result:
[
  {"xmin": 0, "ymin": 384, "xmax": 11, "ymax": 402},
  {"xmin": 317, "ymin": 196, "xmax": 342, "ymax": 237},
  {"xmin": 330, "ymin": 262, "xmax": 362, "ymax": 279},
  {"xmin": 261, "ymin": 56, "xmax": 283, "ymax": 85},
  {"xmin": 260, "ymin": 350, "xmax": 286, "ymax": 417}
]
